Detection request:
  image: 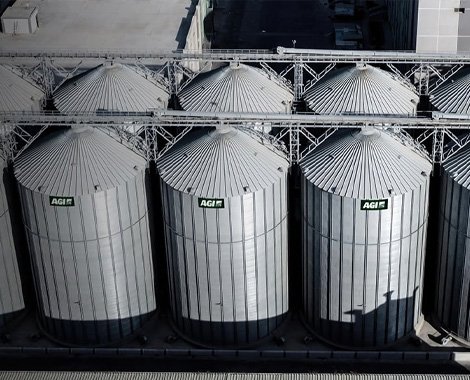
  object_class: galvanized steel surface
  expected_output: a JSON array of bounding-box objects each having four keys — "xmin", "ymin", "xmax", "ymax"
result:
[
  {"xmin": 53, "ymin": 63, "xmax": 169, "ymax": 114},
  {"xmin": 14, "ymin": 127, "xmax": 156, "ymax": 326},
  {"xmin": 436, "ymin": 143, "xmax": 470, "ymax": 340},
  {"xmin": 158, "ymin": 128, "xmax": 289, "ymax": 343},
  {"xmin": 0, "ymin": 158, "xmax": 25, "ymax": 324},
  {"xmin": 431, "ymin": 69, "xmax": 470, "ymax": 114},
  {"xmin": 178, "ymin": 63, "xmax": 293, "ymax": 113},
  {"xmin": 0, "ymin": 65, "xmax": 44, "ymax": 112},
  {"xmin": 301, "ymin": 129, "xmax": 432, "ymax": 347},
  {"xmin": 303, "ymin": 64, "xmax": 419, "ymax": 115},
  {"xmin": 302, "ymin": 129, "xmax": 430, "ymax": 199},
  {"xmin": 1, "ymin": 374, "xmax": 469, "ymax": 380}
]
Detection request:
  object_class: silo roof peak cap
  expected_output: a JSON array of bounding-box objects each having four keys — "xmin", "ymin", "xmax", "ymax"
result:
[
  {"xmin": 230, "ymin": 61, "xmax": 242, "ymax": 69},
  {"xmin": 360, "ymin": 126, "xmax": 377, "ymax": 136},
  {"xmin": 356, "ymin": 63, "xmax": 368, "ymax": 70}
]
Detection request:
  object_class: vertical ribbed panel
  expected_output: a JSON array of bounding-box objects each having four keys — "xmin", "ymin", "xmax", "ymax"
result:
[
  {"xmin": 436, "ymin": 144, "xmax": 470, "ymax": 341},
  {"xmin": 14, "ymin": 128, "xmax": 156, "ymax": 345},
  {"xmin": 300, "ymin": 129, "xmax": 431, "ymax": 348},
  {"xmin": 158, "ymin": 128, "xmax": 289, "ymax": 346},
  {"xmin": 0, "ymin": 160, "xmax": 25, "ymax": 330}
]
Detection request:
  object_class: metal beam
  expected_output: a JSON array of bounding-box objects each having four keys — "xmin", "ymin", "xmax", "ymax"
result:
[
  {"xmin": 2, "ymin": 48, "xmax": 470, "ymax": 65},
  {"xmin": 4, "ymin": 111, "xmax": 470, "ymax": 130}
]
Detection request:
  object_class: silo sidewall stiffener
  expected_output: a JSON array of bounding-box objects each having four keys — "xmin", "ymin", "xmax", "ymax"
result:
[
  {"xmin": 302, "ymin": 175, "xmax": 429, "ymax": 348},
  {"xmin": 18, "ymin": 171, "xmax": 156, "ymax": 345},
  {"xmin": 0, "ymin": 163, "xmax": 25, "ymax": 330},
  {"xmin": 161, "ymin": 175, "xmax": 289, "ymax": 346},
  {"xmin": 435, "ymin": 171, "xmax": 470, "ymax": 341}
]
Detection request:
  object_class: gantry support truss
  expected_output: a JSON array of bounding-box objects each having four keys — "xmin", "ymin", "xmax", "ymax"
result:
[
  {"xmin": 2, "ymin": 47, "xmax": 470, "ymax": 164},
  {"xmin": 2, "ymin": 111, "xmax": 470, "ymax": 165}
]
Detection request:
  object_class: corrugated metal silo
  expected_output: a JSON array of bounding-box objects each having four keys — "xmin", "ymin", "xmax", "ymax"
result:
[
  {"xmin": 303, "ymin": 64, "xmax": 419, "ymax": 115},
  {"xmin": 431, "ymin": 69, "xmax": 470, "ymax": 114},
  {"xmin": 0, "ymin": 149, "xmax": 25, "ymax": 331},
  {"xmin": 53, "ymin": 63, "xmax": 169, "ymax": 114},
  {"xmin": 0, "ymin": 65, "xmax": 44, "ymax": 112},
  {"xmin": 300, "ymin": 128, "xmax": 431, "ymax": 347},
  {"xmin": 178, "ymin": 62, "xmax": 293, "ymax": 113},
  {"xmin": 14, "ymin": 127, "xmax": 157, "ymax": 345},
  {"xmin": 435, "ymin": 143, "xmax": 470, "ymax": 342},
  {"xmin": 158, "ymin": 127, "xmax": 289, "ymax": 346}
]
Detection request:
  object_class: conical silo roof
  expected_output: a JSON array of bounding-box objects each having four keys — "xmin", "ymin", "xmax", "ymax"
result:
[
  {"xmin": 158, "ymin": 127, "xmax": 289, "ymax": 198},
  {"xmin": 14, "ymin": 126, "xmax": 147, "ymax": 195},
  {"xmin": 303, "ymin": 64, "xmax": 419, "ymax": 115},
  {"xmin": 300, "ymin": 128, "xmax": 431, "ymax": 199},
  {"xmin": 178, "ymin": 63, "xmax": 294, "ymax": 113},
  {"xmin": 0, "ymin": 65, "xmax": 44, "ymax": 112},
  {"xmin": 431, "ymin": 70, "xmax": 470, "ymax": 114},
  {"xmin": 442, "ymin": 142, "xmax": 470, "ymax": 187},
  {"xmin": 53, "ymin": 63, "xmax": 169, "ymax": 114}
]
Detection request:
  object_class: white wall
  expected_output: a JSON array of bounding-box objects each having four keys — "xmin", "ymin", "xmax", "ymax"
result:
[{"xmin": 416, "ymin": 0, "xmax": 470, "ymax": 52}]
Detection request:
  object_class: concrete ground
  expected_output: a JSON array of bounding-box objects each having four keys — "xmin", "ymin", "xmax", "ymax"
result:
[{"xmin": 0, "ymin": 0, "xmax": 193, "ymax": 52}]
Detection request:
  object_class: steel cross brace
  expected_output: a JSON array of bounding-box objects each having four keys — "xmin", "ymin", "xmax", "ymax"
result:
[
  {"xmin": 259, "ymin": 62, "xmax": 293, "ymax": 91},
  {"xmin": 429, "ymin": 64, "xmax": 464, "ymax": 93}
]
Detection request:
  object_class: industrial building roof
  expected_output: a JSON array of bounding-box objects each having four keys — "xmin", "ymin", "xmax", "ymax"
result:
[
  {"xmin": 301, "ymin": 128, "xmax": 431, "ymax": 199},
  {"xmin": 158, "ymin": 127, "xmax": 288, "ymax": 198},
  {"xmin": 431, "ymin": 70, "xmax": 470, "ymax": 114},
  {"xmin": 0, "ymin": 0, "xmax": 192, "ymax": 51},
  {"xmin": 0, "ymin": 65, "xmax": 44, "ymax": 112},
  {"xmin": 303, "ymin": 64, "xmax": 419, "ymax": 115},
  {"xmin": 178, "ymin": 63, "xmax": 294, "ymax": 113},
  {"xmin": 14, "ymin": 127, "xmax": 146, "ymax": 196},
  {"xmin": 53, "ymin": 63, "xmax": 169, "ymax": 114},
  {"xmin": 1, "ymin": 6, "xmax": 38, "ymax": 19}
]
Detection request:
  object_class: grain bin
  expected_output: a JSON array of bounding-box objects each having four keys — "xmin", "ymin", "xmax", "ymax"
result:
[
  {"xmin": 178, "ymin": 62, "xmax": 293, "ymax": 113},
  {"xmin": 53, "ymin": 62, "xmax": 169, "ymax": 114},
  {"xmin": 0, "ymin": 65, "xmax": 44, "ymax": 112},
  {"xmin": 435, "ymin": 143, "xmax": 470, "ymax": 342},
  {"xmin": 14, "ymin": 126, "xmax": 156, "ymax": 345},
  {"xmin": 303, "ymin": 64, "xmax": 419, "ymax": 115},
  {"xmin": 431, "ymin": 69, "xmax": 470, "ymax": 114},
  {"xmin": 158, "ymin": 127, "xmax": 289, "ymax": 346},
  {"xmin": 0, "ymin": 143, "xmax": 25, "ymax": 331},
  {"xmin": 300, "ymin": 128, "xmax": 431, "ymax": 348}
]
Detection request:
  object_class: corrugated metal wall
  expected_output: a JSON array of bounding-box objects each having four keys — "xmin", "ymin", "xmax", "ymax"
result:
[
  {"xmin": 300, "ymin": 129, "xmax": 431, "ymax": 347},
  {"xmin": 0, "ymin": 160, "xmax": 25, "ymax": 330},
  {"xmin": 158, "ymin": 128, "xmax": 289, "ymax": 346},
  {"xmin": 14, "ymin": 128, "xmax": 157, "ymax": 345},
  {"xmin": 436, "ymin": 145, "xmax": 470, "ymax": 341},
  {"xmin": 302, "ymin": 182, "xmax": 429, "ymax": 347}
]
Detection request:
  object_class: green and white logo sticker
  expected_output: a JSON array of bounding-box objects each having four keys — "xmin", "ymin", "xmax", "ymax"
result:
[
  {"xmin": 49, "ymin": 196, "xmax": 75, "ymax": 207},
  {"xmin": 360, "ymin": 199, "xmax": 388, "ymax": 211},
  {"xmin": 198, "ymin": 198, "xmax": 224, "ymax": 209}
]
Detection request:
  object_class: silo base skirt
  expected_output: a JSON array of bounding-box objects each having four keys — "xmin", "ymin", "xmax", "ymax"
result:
[
  {"xmin": 300, "ymin": 312, "xmax": 425, "ymax": 350},
  {"xmin": 0, "ymin": 309, "xmax": 26, "ymax": 333},
  {"xmin": 38, "ymin": 311, "xmax": 155, "ymax": 346},
  {"xmin": 172, "ymin": 313, "xmax": 288, "ymax": 347}
]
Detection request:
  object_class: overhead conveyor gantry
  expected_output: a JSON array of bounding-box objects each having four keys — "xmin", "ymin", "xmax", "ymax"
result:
[{"xmin": 2, "ymin": 47, "xmax": 470, "ymax": 165}]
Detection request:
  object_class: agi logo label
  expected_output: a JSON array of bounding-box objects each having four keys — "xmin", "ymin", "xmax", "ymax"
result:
[
  {"xmin": 198, "ymin": 198, "xmax": 224, "ymax": 209},
  {"xmin": 360, "ymin": 199, "xmax": 388, "ymax": 211},
  {"xmin": 49, "ymin": 196, "xmax": 75, "ymax": 207}
]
